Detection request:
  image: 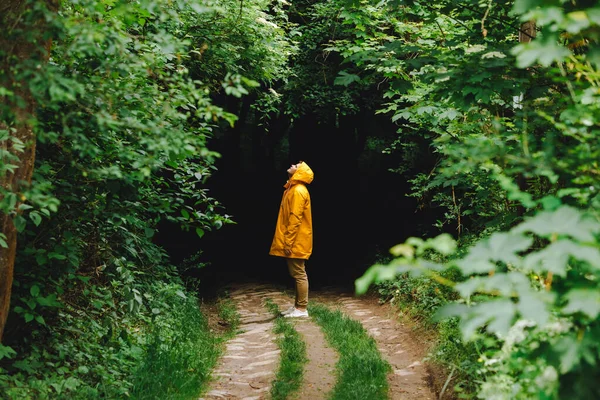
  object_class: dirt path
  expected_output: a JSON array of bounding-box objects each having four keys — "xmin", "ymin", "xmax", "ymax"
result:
[
  {"xmin": 202, "ymin": 283, "xmax": 437, "ymax": 400},
  {"xmin": 268, "ymin": 296, "xmax": 338, "ymax": 400},
  {"xmin": 312, "ymin": 290, "xmax": 436, "ymax": 400},
  {"xmin": 292, "ymin": 320, "xmax": 338, "ymax": 399},
  {"xmin": 202, "ymin": 285, "xmax": 281, "ymax": 400}
]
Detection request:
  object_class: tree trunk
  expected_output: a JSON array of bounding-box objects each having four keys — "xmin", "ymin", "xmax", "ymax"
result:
[
  {"xmin": 0, "ymin": 0, "xmax": 57, "ymax": 342},
  {"xmin": 512, "ymin": 21, "xmax": 536, "ymax": 219},
  {"xmin": 519, "ymin": 21, "xmax": 536, "ymax": 43}
]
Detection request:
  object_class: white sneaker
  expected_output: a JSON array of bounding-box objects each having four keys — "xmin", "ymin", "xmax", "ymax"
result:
[
  {"xmin": 283, "ymin": 308, "xmax": 309, "ymax": 318},
  {"xmin": 281, "ymin": 306, "xmax": 296, "ymax": 316}
]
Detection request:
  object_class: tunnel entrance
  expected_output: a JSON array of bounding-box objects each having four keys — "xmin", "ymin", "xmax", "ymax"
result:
[{"xmin": 154, "ymin": 110, "xmax": 442, "ymax": 298}]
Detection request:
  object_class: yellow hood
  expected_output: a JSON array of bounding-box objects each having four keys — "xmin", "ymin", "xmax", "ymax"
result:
[{"xmin": 285, "ymin": 162, "xmax": 314, "ymax": 188}]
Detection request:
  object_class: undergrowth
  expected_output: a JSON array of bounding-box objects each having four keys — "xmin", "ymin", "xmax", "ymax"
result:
[
  {"xmin": 0, "ymin": 268, "xmax": 228, "ymax": 400},
  {"xmin": 130, "ymin": 294, "xmax": 223, "ymax": 399},
  {"xmin": 376, "ymin": 272, "xmax": 482, "ymax": 398}
]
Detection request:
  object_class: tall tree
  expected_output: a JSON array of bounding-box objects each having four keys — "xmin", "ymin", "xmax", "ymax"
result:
[{"xmin": 0, "ymin": 0, "xmax": 58, "ymax": 341}]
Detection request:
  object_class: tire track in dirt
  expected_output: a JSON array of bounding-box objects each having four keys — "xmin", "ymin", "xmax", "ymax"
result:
[
  {"xmin": 202, "ymin": 284, "xmax": 338, "ymax": 400},
  {"xmin": 202, "ymin": 285, "xmax": 281, "ymax": 400},
  {"xmin": 269, "ymin": 296, "xmax": 338, "ymax": 400},
  {"xmin": 293, "ymin": 320, "xmax": 337, "ymax": 399},
  {"xmin": 311, "ymin": 289, "xmax": 437, "ymax": 400}
]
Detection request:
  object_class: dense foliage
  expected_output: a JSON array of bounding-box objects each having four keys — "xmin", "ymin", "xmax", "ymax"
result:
[
  {"xmin": 0, "ymin": 0, "xmax": 292, "ymax": 397},
  {"xmin": 2, "ymin": 0, "xmax": 600, "ymax": 398},
  {"xmin": 352, "ymin": 0, "xmax": 600, "ymax": 399}
]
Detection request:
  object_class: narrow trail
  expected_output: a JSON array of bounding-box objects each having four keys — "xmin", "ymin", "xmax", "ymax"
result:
[
  {"xmin": 313, "ymin": 291, "xmax": 436, "ymax": 400},
  {"xmin": 292, "ymin": 319, "xmax": 338, "ymax": 398},
  {"xmin": 202, "ymin": 286, "xmax": 281, "ymax": 400},
  {"xmin": 202, "ymin": 283, "xmax": 437, "ymax": 400}
]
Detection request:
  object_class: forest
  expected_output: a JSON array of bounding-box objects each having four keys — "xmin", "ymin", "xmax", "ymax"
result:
[{"xmin": 1, "ymin": 0, "xmax": 599, "ymax": 399}]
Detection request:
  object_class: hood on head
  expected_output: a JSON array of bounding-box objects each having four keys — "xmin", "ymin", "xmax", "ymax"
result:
[{"xmin": 290, "ymin": 162, "xmax": 314, "ymax": 185}]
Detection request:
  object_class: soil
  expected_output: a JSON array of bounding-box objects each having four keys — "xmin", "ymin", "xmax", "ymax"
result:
[
  {"xmin": 200, "ymin": 283, "xmax": 445, "ymax": 400},
  {"xmin": 291, "ymin": 320, "xmax": 338, "ymax": 399}
]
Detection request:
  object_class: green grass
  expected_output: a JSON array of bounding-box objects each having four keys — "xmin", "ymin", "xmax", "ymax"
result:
[
  {"xmin": 309, "ymin": 303, "xmax": 391, "ymax": 400},
  {"xmin": 217, "ymin": 296, "xmax": 241, "ymax": 332},
  {"xmin": 265, "ymin": 299, "xmax": 308, "ymax": 400},
  {"xmin": 130, "ymin": 295, "xmax": 238, "ymax": 400}
]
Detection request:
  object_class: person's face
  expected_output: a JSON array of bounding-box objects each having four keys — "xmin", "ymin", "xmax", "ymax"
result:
[{"xmin": 287, "ymin": 162, "xmax": 301, "ymax": 176}]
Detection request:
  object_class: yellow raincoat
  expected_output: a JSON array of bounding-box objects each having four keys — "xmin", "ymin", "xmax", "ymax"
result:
[{"xmin": 269, "ymin": 162, "xmax": 314, "ymax": 259}]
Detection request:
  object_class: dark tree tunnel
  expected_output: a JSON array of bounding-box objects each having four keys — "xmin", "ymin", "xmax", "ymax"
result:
[{"xmin": 155, "ymin": 107, "xmax": 443, "ymax": 298}]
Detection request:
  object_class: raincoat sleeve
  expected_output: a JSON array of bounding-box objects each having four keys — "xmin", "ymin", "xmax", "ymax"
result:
[{"xmin": 283, "ymin": 189, "xmax": 308, "ymax": 250}]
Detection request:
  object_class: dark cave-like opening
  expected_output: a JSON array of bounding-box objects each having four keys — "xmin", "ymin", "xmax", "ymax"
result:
[{"xmin": 154, "ymin": 111, "xmax": 443, "ymax": 297}]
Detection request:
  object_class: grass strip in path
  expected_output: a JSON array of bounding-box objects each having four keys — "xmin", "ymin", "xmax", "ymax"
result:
[
  {"xmin": 309, "ymin": 302, "xmax": 391, "ymax": 400},
  {"xmin": 266, "ymin": 299, "xmax": 308, "ymax": 400}
]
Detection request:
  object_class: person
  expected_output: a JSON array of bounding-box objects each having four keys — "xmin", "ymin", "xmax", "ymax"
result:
[{"xmin": 269, "ymin": 161, "xmax": 314, "ymax": 318}]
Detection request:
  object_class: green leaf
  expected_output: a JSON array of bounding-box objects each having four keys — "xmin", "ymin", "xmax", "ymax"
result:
[
  {"xmin": 389, "ymin": 243, "xmax": 414, "ymax": 258},
  {"xmin": 63, "ymin": 377, "xmax": 80, "ymax": 391},
  {"xmin": 48, "ymin": 252, "xmax": 67, "ymax": 260},
  {"xmin": 554, "ymin": 335, "xmax": 582, "ymax": 373},
  {"xmin": 18, "ymin": 204, "xmax": 33, "ymax": 211},
  {"xmin": 406, "ymin": 237, "xmax": 425, "ymax": 248},
  {"xmin": 29, "ymin": 212, "xmax": 42, "ymax": 226},
  {"xmin": 30, "ymin": 285, "xmax": 40, "ymax": 298},
  {"xmin": 458, "ymin": 232, "xmax": 532, "ymax": 274},
  {"xmin": 434, "ymin": 303, "xmax": 469, "ymax": 321},
  {"xmin": 423, "ymin": 233, "xmax": 456, "ymax": 255},
  {"xmin": 24, "ymin": 313, "xmax": 34, "ymax": 323},
  {"xmin": 144, "ymin": 228, "xmax": 155, "ymax": 238},
  {"xmin": 334, "ymin": 71, "xmax": 361, "ymax": 86},
  {"xmin": 437, "ymin": 300, "xmax": 516, "ymax": 339},
  {"xmin": 484, "ymin": 302, "xmax": 517, "ymax": 337},
  {"xmin": 196, "ymin": 227, "xmax": 205, "ymax": 238},
  {"xmin": 524, "ymin": 240, "xmax": 600, "ymax": 277},
  {"xmin": 13, "ymin": 215, "xmax": 26, "ymax": 233},
  {"xmin": 514, "ymin": 206, "xmax": 600, "ymax": 242},
  {"xmin": 36, "ymin": 294, "xmax": 61, "ymax": 308},
  {"xmin": 494, "ymin": 173, "xmax": 536, "ymax": 209},
  {"xmin": 355, "ymin": 265, "xmax": 380, "ymax": 295},
  {"xmin": 565, "ymin": 11, "xmax": 591, "ymax": 34},
  {"xmin": 468, "ymin": 300, "xmax": 516, "ymax": 339},
  {"xmin": 189, "ymin": 3, "xmax": 213, "ymax": 13},
  {"xmin": 0, "ymin": 344, "xmax": 17, "ymax": 360},
  {"xmin": 540, "ymin": 195, "xmax": 562, "ymax": 211},
  {"xmin": 455, "ymin": 272, "xmax": 522, "ymax": 297},
  {"xmin": 78, "ymin": 366, "xmax": 89, "ymax": 374},
  {"xmin": 181, "ymin": 209, "xmax": 190, "ymax": 219},
  {"xmin": 50, "ymin": 382, "xmax": 63, "ymax": 395},
  {"xmin": 562, "ymin": 289, "xmax": 600, "ymax": 319},
  {"xmin": 4, "ymin": 192, "xmax": 17, "ymax": 211},
  {"xmin": 512, "ymin": 36, "xmax": 571, "ymax": 68},
  {"xmin": 456, "ymin": 257, "xmax": 496, "ymax": 275},
  {"xmin": 517, "ymin": 289, "xmax": 551, "ymax": 326}
]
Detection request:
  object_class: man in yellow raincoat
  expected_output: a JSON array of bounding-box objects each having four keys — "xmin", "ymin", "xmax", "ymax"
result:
[{"xmin": 269, "ymin": 161, "xmax": 314, "ymax": 318}]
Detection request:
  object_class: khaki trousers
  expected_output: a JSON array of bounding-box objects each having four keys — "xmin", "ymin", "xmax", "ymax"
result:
[{"xmin": 286, "ymin": 258, "xmax": 308, "ymax": 310}]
